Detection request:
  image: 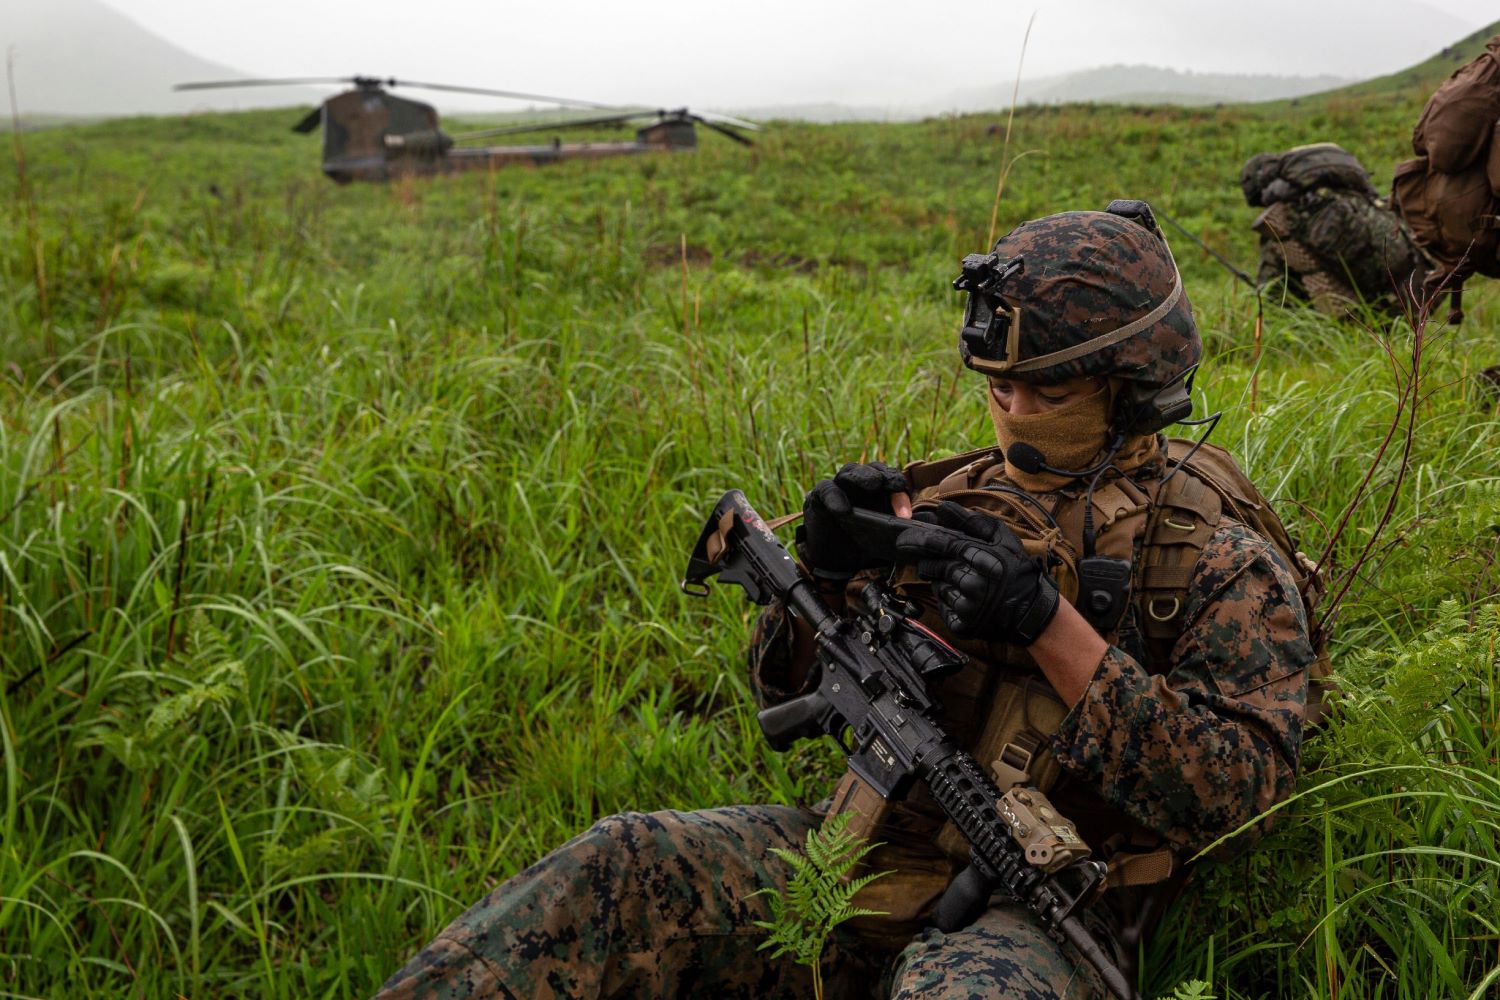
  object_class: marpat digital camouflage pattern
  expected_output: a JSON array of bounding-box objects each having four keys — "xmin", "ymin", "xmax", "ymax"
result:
[
  {"xmin": 374, "ymin": 806, "xmax": 1103, "ymax": 999},
  {"xmin": 1241, "ymin": 146, "xmax": 1429, "ymax": 316},
  {"xmin": 965, "ymin": 211, "xmax": 1201, "ymax": 388},
  {"xmin": 373, "ymin": 477, "xmax": 1311, "ymax": 1000},
  {"xmin": 1251, "ymin": 193, "xmax": 1428, "ymax": 315},
  {"xmin": 1048, "ymin": 519, "xmax": 1310, "ymax": 855}
]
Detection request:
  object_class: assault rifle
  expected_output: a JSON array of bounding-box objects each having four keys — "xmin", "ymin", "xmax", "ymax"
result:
[{"xmin": 681, "ymin": 489, "xmax": 1134, "ymax": 1000}]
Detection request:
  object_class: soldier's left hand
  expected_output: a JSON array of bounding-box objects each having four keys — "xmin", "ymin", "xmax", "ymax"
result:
[{"xmin": 895, "ymin": 501, "xmax": 1059, "ymax": 645}]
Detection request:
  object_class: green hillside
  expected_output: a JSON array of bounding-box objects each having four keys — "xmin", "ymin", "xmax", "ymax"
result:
[
  {"xmin": 2, "ymin": 42, "xmax": 1498, "ymax": 1000},
  {"xmin": 1312, "ymin": 18, "xmax": 1500, "ymax": 100}
]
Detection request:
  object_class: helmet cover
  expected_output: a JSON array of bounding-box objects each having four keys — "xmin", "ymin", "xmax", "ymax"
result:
[{"xmin": 957, "ymin": 209, "xmax": 1201, "ymax": 392}]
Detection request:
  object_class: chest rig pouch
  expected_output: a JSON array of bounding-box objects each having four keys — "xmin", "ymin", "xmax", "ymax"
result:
[{"xmin": 820, "ymin": 447, "xmax": 1198, "ymax": 941}]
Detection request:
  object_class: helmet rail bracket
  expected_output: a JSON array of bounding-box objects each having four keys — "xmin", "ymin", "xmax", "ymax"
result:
[{"xmin": 954, "ymin": 254, "xmax": 1025, "ymax": 371}]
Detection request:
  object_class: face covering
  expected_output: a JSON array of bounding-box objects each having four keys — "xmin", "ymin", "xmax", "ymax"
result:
[{"xmin": 988, "ymin": 381, "xmax": 1160, "ymax": 493}]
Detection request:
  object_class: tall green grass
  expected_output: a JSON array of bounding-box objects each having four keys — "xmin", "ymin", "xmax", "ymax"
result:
[{"xmin": 1, "ymin": 94, "xmax": 1498, "ymax": 998}]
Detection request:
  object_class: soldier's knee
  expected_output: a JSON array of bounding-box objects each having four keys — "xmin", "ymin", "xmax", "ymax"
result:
[
  {"xmin": 574, "ymin": 811, "xmax": 672, "ymax": 870},
  {"xmin": 587, "ymin": 810, "xmax": 656, "ymax": 839}
]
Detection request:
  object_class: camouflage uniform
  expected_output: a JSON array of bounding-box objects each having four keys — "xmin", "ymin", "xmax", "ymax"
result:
[
  {"xmin": 1240, "ymin": 146, "xmax": 1429, "ymax": 315},
  {"xmin": 374, "ymin": 486, "xmax": 1310, "ymax": 1000},
  {"xmin": 376, "ymin": 207, "xmax": 1314, "ymax": 999},
  {"xmin": 375, "ymin": 804, "xmax": 1105, "ymax": 999}
]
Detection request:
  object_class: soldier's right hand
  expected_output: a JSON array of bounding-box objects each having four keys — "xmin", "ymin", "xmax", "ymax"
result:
[{"xmin": 797, "ymin": 462, "xmax": 911, "ymax": 578}]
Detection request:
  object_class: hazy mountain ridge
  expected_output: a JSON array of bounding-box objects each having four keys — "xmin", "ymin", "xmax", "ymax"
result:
[
  {"xmin": 1013, "ymin": 65, "xmax": 1353, "ymax": 106},
  {"xmin": 728, "ymin": 67, "xmax": 1355, "ymax": 123},
  {"xmin": 0, "ymin": 0, "xmax": 1485, "ymax": 124},
  {"xmin": 0, "ymin": 0, "xmax": 323, "ymax": 117}
]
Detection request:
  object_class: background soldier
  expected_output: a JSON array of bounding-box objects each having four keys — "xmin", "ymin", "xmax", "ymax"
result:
[
  {"xmin": 1241, "ymin": 143, "xmax": 1429, "ymax": 316},
  {"xmin": 374, "ymin": 205, "xmax": 1317, "ymax": 1000}
]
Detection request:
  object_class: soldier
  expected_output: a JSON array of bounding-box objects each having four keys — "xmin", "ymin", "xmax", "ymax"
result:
[
  {"xmin": 1241, "ymin": 143, "xmax": 1428, "ymax": 316},
  {"xmin": 375, "ymin": 205, "xmax": 1317, "ymax": 1000}
]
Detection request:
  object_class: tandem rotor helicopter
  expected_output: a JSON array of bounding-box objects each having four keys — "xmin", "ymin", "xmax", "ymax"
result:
[{"xmin": 174, "ymin": 76, "xmax": 761, "ymax": 184}]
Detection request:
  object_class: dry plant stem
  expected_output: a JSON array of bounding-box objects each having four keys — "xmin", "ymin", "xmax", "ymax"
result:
[
  {"xmin": 1315, "ymin": 313, "xmax": 1428, "ymax": 635},
  {"xmin": 986, "ymin": 11, "xmax": 1037, "ymax": 248},
  {"xmin": 1312, "ymin": 319, "xmax": 1416, "ymax": 573},
  {"xmin": 165, "ymin": 500, "xmax": 194, "ymax": 658},
  {"xmin": 1252, "ymin": 307, "xmax": 1262, "ymax": 412}
]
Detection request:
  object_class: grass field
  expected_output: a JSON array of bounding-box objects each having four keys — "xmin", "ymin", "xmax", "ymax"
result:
[{"xmin": 3, "ymin": 34, "xmax": 1500, "ymax": 999}]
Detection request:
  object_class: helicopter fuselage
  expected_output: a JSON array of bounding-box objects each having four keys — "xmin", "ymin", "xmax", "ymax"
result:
[{"xmin": 315, "ymin": 88, "xmax": 698, "ymax": 184}]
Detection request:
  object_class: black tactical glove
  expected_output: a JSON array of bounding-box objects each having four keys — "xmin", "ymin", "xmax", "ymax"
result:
[
  {"xmin": 797, "ymin": 462, "xmax": 910, "ymax": 578},
  {"xmin": 894, "ymin": 500, "xmax": 1060, "ymax": 645}
]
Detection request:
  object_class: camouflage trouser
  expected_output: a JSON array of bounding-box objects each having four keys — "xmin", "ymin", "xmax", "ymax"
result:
[{"xmin": 374, "ymin": 806, "xmax": 1105, "ymax": 1000}]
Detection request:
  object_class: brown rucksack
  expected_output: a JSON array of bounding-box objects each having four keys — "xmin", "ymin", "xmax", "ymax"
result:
[
  {"xmin": 1489, "ymin": 120, "xmax": 1500, "ymax": 197},
  {"xmin": 1391, "ymin": 155, "xmax": 1500, "ymax": 320},
  {"xmin": 1413, "ymin": 36, "xmax": 1500, "ymax": 174},
  {"xmin": 1399, "ymin": 35, "xmax": 1500, "ymax": 320}
]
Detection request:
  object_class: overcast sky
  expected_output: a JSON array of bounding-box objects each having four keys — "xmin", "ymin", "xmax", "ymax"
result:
[{"xmin": 31, "ymin": 0, "xmax": 1500, "ymax": 112}]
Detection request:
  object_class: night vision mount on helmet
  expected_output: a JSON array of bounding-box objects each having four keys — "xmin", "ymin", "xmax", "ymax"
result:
[{"xmin": 954, "ymin": 200, "xmax": 1201, "ymax": 436}]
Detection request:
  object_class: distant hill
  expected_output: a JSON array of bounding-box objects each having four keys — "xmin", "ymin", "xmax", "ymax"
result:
[
  {"xmin": 712, "ymin": 102, "xmax": 906, "ymax": 124},
  {"xmin": 0, "ymin": 0, "xmax": 323, "ymax": 118},
  {"xmin": 733, "ymin": 19, "xmax": 1498, "ymax": 124},
  {"xmin": 1303, "ymin": 18, "xmax": 1500, "ymax": 100},
  {"xmin": 1014, "ymin": 65, "xmax": 1353, "ymax": 107},
  {"xmin": 730, "ymin": 67, "xmax": 1354, "ymax": 123}
]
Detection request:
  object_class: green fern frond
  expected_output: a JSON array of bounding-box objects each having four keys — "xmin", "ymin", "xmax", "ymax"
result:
[
  {"xmin": 751, "ymin": 813, "xmax": 891, "ymax": 996},
  {"xmin": 841, "ymin": 868, "xmax": 895, "ymax": 898}
]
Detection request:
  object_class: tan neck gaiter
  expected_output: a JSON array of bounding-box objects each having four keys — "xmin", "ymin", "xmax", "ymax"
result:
[{"xmin": 988, "ymin": 384, "xmax": 1161, "ymax": 493}]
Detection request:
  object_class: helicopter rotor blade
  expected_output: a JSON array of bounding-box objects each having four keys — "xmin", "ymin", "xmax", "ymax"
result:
[
  {"xmin": 690, "ymin": 109, "xmax": 762, "ymax": 131},
  {"xmin": 177, "ymin": 77, "xmax": 622, "ymax": 113},
  {"xmin": 653, "ymin": 108, "xmax": 756, "ymax": 145},
  {"xmin": 386, "ymin": 80, "xmax": 624, "ymax": 111},
  {"xmin": 692, "ymin": 116, "xmax": 755, "ymax": 146},
  {"xmin": 291, "ymin": 107, "xmax": 324, "ymax": 134},
  {"xmin": 454, "ymin": 107, "xmax": 759, "ymax": 146},
  {"xmin": 452, "ymin": 110, "xmax": 652, "ymax": 142},
  {"xmin": 175, "ymin": 78, "xmax": 353, "ymax": 91}
]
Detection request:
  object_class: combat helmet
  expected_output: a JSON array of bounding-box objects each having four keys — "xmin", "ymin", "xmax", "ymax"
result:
[{"xmin": 953, "ymin": 199, "xmax": 1202, "ymax": 434}]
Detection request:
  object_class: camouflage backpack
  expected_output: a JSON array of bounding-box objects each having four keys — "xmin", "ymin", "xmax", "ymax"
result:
[
  {"xmin": 1241, "ymin": 142, "xmax": 1378, "ymax": 207},
  {"xmin": 1243, "ymin": 144, "xmax": 1429, "ymax": 313}
]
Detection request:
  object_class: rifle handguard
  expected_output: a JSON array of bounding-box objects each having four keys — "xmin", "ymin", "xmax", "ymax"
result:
[{"xmin": 683, "ymin": 489, "xmax": 1136, "ymax": 1000}]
